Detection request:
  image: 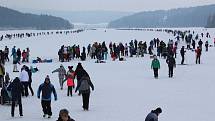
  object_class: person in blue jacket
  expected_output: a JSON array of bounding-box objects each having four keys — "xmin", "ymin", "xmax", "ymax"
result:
[{"xmin": 37, "ymin": 75, "xmax": 57, "ymax": 118}]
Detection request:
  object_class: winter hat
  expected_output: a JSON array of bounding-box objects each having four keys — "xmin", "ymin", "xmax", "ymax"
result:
[
  {"xmin": 155, "ymin": 107, "xmax": 162, "ymax": 114},
  {"xmin": 45, "ymin": 75, "xmax": 50, "ymax": 81},
  {"xmin": 59, "ymin": 109, "xmax": 69, "ymax": 116},
  {"xmin": 77, "ymin": 62, "xmax": 83, "ymax": 70}
]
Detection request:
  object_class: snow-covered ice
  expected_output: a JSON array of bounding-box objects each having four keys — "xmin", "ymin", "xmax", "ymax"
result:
[{"xmin": 0, "ymin": 28, "xmax": 215, "ymax": 121}]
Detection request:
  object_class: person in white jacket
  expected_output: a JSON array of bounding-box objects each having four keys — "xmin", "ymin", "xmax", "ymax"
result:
[{"xmin": 19, "ymin": 65, "xmax": 29, "ymax": 97}]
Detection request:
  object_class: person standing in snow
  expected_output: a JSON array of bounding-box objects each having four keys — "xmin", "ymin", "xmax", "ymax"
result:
[
  {"xmin": 192, "ymin": 39, "xmax": 196, "ymax": 50},
  {"xmin": 52, "ymin": 64, "xmax": 66, "ymax": 90},
  {"xmin": 0, "ymin": 63, "xmax": 5, "ymax": 87},
  {"xmin": 198, "ymin": 39, "xmax": 203, "ymax": 49},
  {"xmin": 37, "ymin": 75, "xmax": 57, "ymax": 118},
  {"xmin": 16, "ymin": 48, "xmax": 21, "ymax": 63},
  {"xmin": 19, "ymin": 66, "xmax": 29, "ymax": 97},
  {"xmin": 195, "ymin": 46, "xmax": 202, "ymax": 64},
  {"xmin": 74, "ymin": 63, "xmax": 90, "ymax": 95},
  {"xmin": 7, "ymin": 77, "xmax": 23, "ymax": 117},
  {"xmin": 26, "ymin": 48, "xmax": 30, "ymax": 63},
  {"xmin": 13, "ymin": 55, "xmax": 19, "ymax": 72},
  {"xmin": 151, "ymin": 55, "xmax": 160, "ymax": 79},
  {"xmin": 80, "ymin": 47, "xmax": 86, "ymax": 61},
  {"xmin": 4, "ymin": 46, "xmax": 9, "ymax": 62},
  {"xmin": 180, "ymin": 46, "xmax": 186, "ymax": 64},
  {"xmin": 25, "ymin": 66, "xmax": 34, "ymax": 96},
  {"xmin": 11, "ymin": 46, "xmax": 16, "ymax": 62},
  {"xmin": 145, "ymin": 107, "xmax": 162, "ymax": 121},
  {"xmin": 75, "ymin": 75, "xmax": 94, "ymax": 111},
  {"xmin": 66, "ymin": 66, "xmax": 75, "ymax": 96},
  {"xmin": 166, "ymin": 55, "xmax": 176, "ymax": 78},
  {"xmin": 205, "ymin": 41, "xmax": 209, "ymax": 52}
]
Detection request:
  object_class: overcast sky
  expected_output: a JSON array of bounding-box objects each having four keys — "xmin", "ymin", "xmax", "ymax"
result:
[{"xmin": 1, "ymin": 0, "xmax": 215, "ymax": 12}]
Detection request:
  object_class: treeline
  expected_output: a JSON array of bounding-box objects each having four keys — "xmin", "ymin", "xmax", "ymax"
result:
[
  {"xmin": 108, "ymin": 4, "xmax": 215, "ymax": 28},
  {"xmin": 0, "ymin": 6, "xmax": 73, "ymax": 30},
  {"xmin": 206, "ymin": 14, "xmax": 215, "ymax": 28}
]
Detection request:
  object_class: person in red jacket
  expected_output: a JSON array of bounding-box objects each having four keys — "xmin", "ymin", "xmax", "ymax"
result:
[
  {"xmin": 195, "ymin": 46, "xmax": 202, "ymax": 64},
  {"xmin": 21, "ymin": 50, "xmax": 27, "ymax": 63},
  {"xmin": 66, "ymin": 66, "xmax": 75, "ymax": 96}
]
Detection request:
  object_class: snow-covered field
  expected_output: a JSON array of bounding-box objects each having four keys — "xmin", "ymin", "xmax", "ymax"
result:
[{"xmin": 0, "ymin": 28, "xmax": 215, "ymax": 121}]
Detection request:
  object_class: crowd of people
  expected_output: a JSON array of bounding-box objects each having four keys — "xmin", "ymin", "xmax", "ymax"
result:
[
  {"xmin": 0, "ymin": 29, "xmax": 84, "ymax": 41},
  {"xmin": 0, "ymin": 28, "xmax": 214, "ymax": 121}
]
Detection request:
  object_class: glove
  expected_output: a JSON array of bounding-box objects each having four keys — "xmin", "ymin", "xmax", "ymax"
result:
[{"xmin": 37, "ymin": 96, "xmax": 40, "ymax": 99}]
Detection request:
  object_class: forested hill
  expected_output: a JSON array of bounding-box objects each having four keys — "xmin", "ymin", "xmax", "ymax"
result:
[
  {"xmin": 108, "ymin": 4, "xmax": 215, "ymax": 28},
  {"xmin": 0, "ymin": 6, "xmax": 73, "ymax": 30}
]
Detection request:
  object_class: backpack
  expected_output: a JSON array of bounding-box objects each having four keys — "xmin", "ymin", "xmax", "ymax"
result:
[{"xmin": 79, "ymin": 79, "xmax": 90, "ymax": 91}]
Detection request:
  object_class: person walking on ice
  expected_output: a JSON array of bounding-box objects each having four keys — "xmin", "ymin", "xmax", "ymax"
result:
[
  {"xmin": 52, "ymin": 64, "xmax": 66, "ymax": 90},
  {"xmin": 7, "ymin": 77, "xmax": 23, "ymax": 117},
  {"xmin": 75, "ymin": 75, "xmax": 94, "ymax": 111},
  {"xmin": 37, "ymin": 75, "xmax": 57, "ymax": 118},
  {"xmin": 166, "ymin": 55, "xmax": 176, "ymax": 78},
  {"xmin": 151, "ymin": 55, "xmax": 160, "ymax": 79}
]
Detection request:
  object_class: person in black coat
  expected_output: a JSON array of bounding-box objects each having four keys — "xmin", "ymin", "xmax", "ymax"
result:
[
  {"xmin": 75, "ymin": 75, "xmax": 94, "ymax": 111},
  {"xmin": 25, "ymin": 66, "xmax": 34, "ymax": 96},
  {"xmin": 180, "ymin": 46, "xmax": 186, "ymax": 64},
  {"xmin": 80, "ymin": 47, "xmax": 86, "ymax": 61},
  {"xmin": 74, "ymin": 63, "xmax": 90, "ymax": 88},
  {"xmin": 166, "ymin": 55, "xmax": 176, "ymax": 78},
  {"xmin": 145, "ymin": 107, "xmax": 162, "ymax": 121},
  {"xmin": 7, "ymin": 77, "xmax": 23, "ymax": 117},
  {"xmin": 16, "ymin": 48, "xmax": 21, "ymax": 62}
]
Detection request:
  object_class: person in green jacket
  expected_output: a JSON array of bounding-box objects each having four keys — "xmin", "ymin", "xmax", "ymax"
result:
[{"xmin": 151, "ymin": 55, "xmax": 160, "ymax": 78}]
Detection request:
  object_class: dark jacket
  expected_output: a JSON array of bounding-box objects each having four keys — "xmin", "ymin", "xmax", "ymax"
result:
[
  {"xmin": 75, "ymin": 76, "xmax": 94, "ymax": 94},
  {"xmin": 180, "ymin": 48, "xmax": 186, "ymax": 56},
  {"xmin": 145, "ymin": 111, "xmax": 158, "ymax": 121},
  {"xmin": 25, "ymin": 66, "xmax": 32, "ymax": 83},
  {"xmin": 7, "ymin": 77, "xmax": 23, "ymax": 101},
  {"xmin": 74, "ymin": 68, "xmax": 90, "ymax": 82},
  {"xmin": 37, "ymin": 81, "xmax": 57, "ymax": 101},
  {"xmin": 0, "ymin": 64, "xmax": 5, "ymax": 76},
  {"xmin": 166, "ymin": 56, "xmax": 176, "ymax": 67},
  {"xmin": 56, "ymin": 116, "xmax": 75, "ymax": 121}
]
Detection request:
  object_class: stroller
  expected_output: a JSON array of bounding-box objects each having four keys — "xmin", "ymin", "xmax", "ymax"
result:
[{"xmin": 0, "ymin": 82, "xmax": 12, "ymax": 105}]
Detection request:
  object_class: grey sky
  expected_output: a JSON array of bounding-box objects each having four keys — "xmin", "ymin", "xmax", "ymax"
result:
[{"xmin": 1, "ymin": 0, "xmax": 215, "ymax": 12}]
